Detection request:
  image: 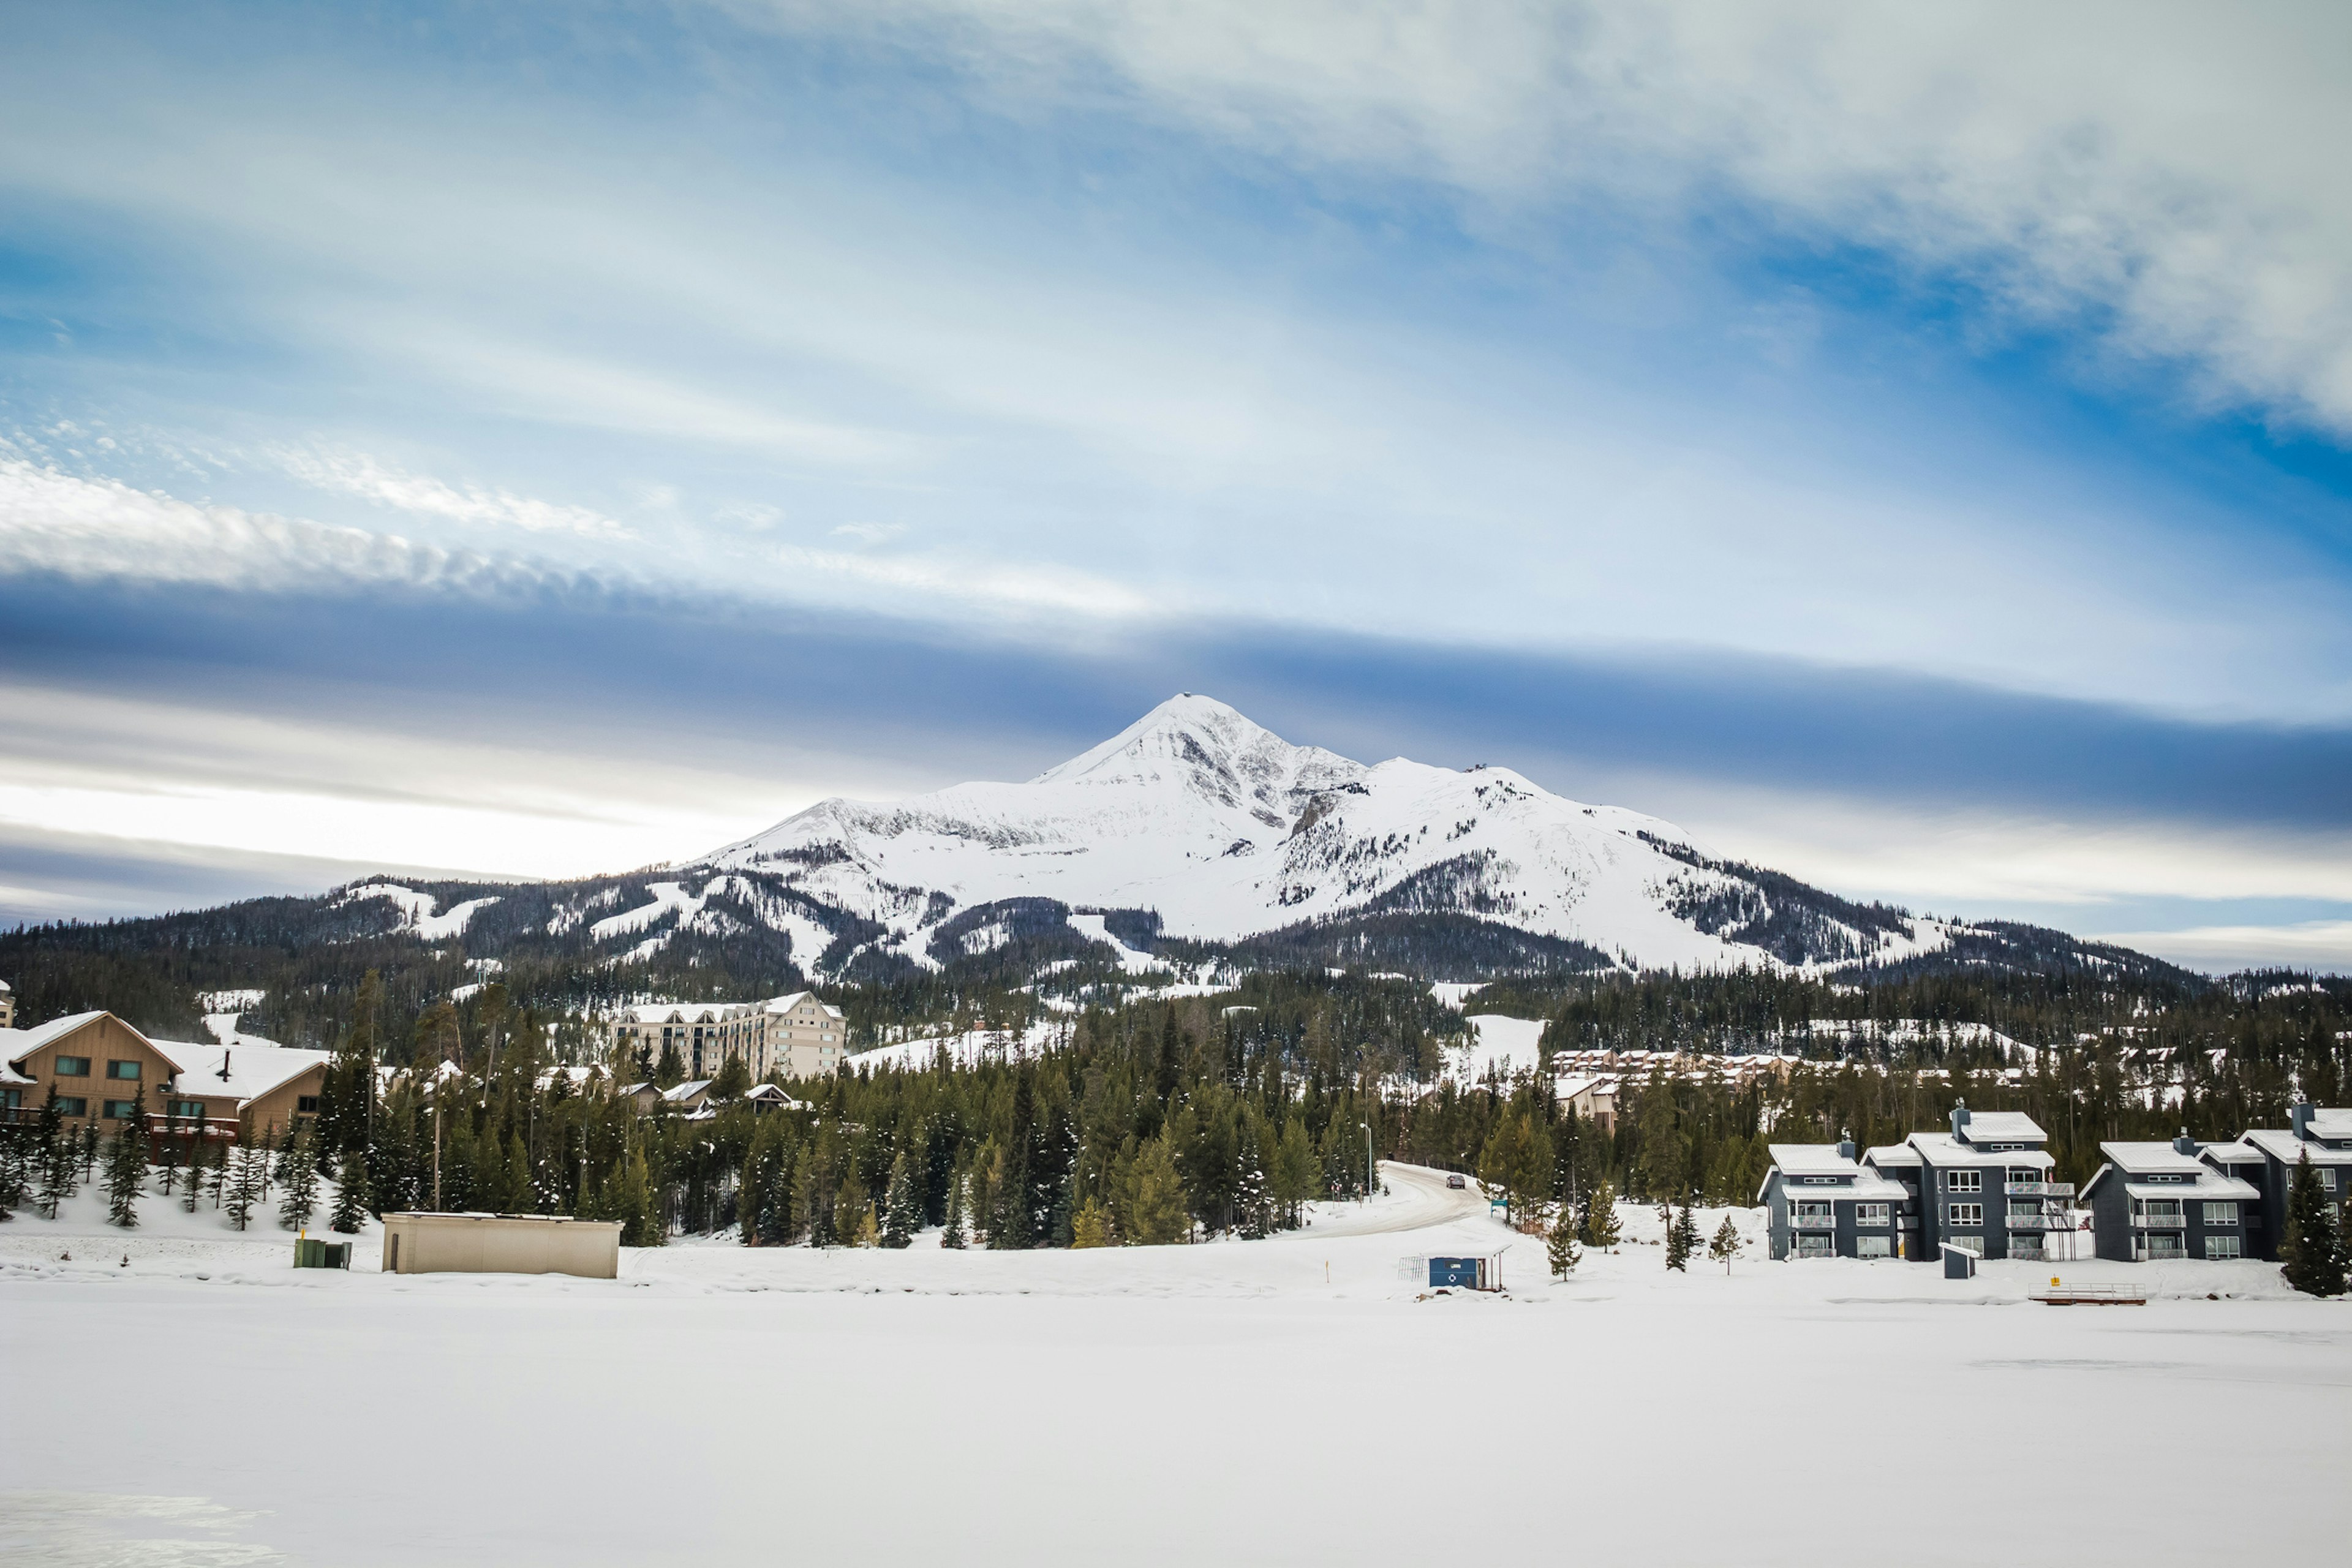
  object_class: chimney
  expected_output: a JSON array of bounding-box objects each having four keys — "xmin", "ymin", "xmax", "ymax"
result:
[
  {"xmin": 1836, "ymin": 1128, "xmax": 1856, "ymax": 1161},
  {"xmin": 2291, "ymin": 1102, "xmax": 2315, "ymax": 1141},
  {"xmin": 217, "ymin": 1048, "xmax": 232, "ymax": 1082},
  {"xmin": 2173, "ymin": 1128, "xmax": 2197, "ymax": 1156},
  {"xmin": 1949, "ymin": 1099, "xmax": 1970, "ymax": 1140}
]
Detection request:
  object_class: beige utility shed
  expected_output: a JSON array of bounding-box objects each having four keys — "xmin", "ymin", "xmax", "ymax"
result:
[{"xmin": 380, "ymin": 1213, "xmax": 623, "ymax": 1279}]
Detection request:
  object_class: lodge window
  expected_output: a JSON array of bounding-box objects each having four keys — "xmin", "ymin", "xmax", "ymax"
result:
[
  {"xmin": 1946, "ymin": 1170, "xmax": 1981, "ymax": 1193},
  {"xmin": 56, "ymin": 1096, "xmax": 88, "ymax": 1116},
  {"xmin": 53, "ymin": 1055, "xmax": 91, "ymax": 1077},
  {"xmin": 107, "ymin": 1060, "xmax": 141, "ymax": 1080},
  {"xmin": 104, "ymin": 1099, "xmax": 138, "ymax": 1120},
  {"xmin": 1948, "ymin": 1203, "xmax": 1984, "ymax": 1226},
  {"xmin": 298, "ymin": 1095, "xmax": 320, "ymax": 1114},
  {"xmin": 167, "ymin": 1100, "xmax": 205, "ymax": 1120}
]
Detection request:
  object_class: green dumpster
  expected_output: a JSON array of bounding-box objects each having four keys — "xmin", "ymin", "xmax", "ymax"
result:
[{"xmin": 293, "ymin": 1237, "xmax": 352, "ymax": 1270}]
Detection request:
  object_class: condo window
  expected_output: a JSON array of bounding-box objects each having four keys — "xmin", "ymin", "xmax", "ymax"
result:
[
  {"xmin": 104, "ymin": 1099, "xmax": 138, "ymax": 1120},
  {"xmin": 2203, "ymin": 1235, "xmax": 2242, "ymax": 1259},
  {"xmin": 53, "ymin": 1055, "xmax": 90, "ymax": 1077},
  {"xmin": 1945, "ymin": 1170, "xmax": 1981, "ymax": 1193},
  {"xmin": 56, "ymin": 1096, "xmax": 88, "ymax": 1116},
  {"xmin": 1948, "ymin": 1202, "xmax": 1984, "ymax": 1226},
  {"xmin": 2201, "ymin": 1202, "xmax": 2237, "ymax": 1226},
  {"xmin": 1855, "ymin": 1235, "xmax": 1891, "ymax": 1257},
  {"xmin": 1855, "ymin": 1204, "xmax": 1889, "ymax": 1225},
  {"xmin": 106, "ymin": 1060, "xmax": 141, "ymax": 1080}
]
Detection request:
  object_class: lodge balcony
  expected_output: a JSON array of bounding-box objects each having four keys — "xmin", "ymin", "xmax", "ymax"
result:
[{"xmin": 145, "ymin": 1114, "xmax": 240, "ymax": 1141}]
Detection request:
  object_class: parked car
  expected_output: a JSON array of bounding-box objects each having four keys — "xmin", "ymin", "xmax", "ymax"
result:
[{"xmin": 1445, "ymin": 1172, "xmax": 1466, "ymax": 1189}]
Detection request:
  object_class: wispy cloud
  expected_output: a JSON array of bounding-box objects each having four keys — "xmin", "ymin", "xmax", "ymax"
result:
[
  {"xmin": 0, "ymin": 458, "xmax": 570, "ymax": 597},
  {"xmin": 761, "ymin": 1, "xmax": 2352, "ymax": 438},
  {"xmin": 268, "ymin": 445, "xmax": 630, "ymax": 539}
]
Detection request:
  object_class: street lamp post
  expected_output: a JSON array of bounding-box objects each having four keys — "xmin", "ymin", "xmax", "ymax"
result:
[{"xmin": 1361, "ymin": 1121, "xmax": 1373, "ymax": 1205}]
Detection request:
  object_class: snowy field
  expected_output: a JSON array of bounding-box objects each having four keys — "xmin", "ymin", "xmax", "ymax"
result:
[{"xmin": 3, "ymin": 1168, "xmax": 2346, "ymax": 1567}]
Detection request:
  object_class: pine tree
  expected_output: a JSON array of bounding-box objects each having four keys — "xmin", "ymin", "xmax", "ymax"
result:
[
  {"xmin": 1071, "ymin": 1197, "xmax": 1114, "ymax": 1248},
  {"xmin": 39, "ymin": 1101, "xmax": 77, "ymax": 1219},
  {"xmin": 0, "ymin": 1133, "xmax": 23, "ymax": 1219},
  {"xmin": 154, "ymin": 1115, "xmax": 182, "ymax": 1196},
  {"xmin": 328, "ymin": 1151, "xmax": 369, "ymax": 1235},
  {"xmin": 2280, "ymin": 1151, "xmax": 2348, "ymax": 1297},
  {"xmin": 104, "ymin": 1097, "xmax": 148, "ymax": 1228},
  {"xmin": 1666, "ymin": 1199, "xmax": 1699, "ymax": 1272},
  {"xmin": 1545, "ymin": 1201, "xmax": 1582, "ymax": 1278},
  {"xmin": 225, "ymin": 1144, "xmax": 265, "ymax": 1231},
  {"xmin": 278, "ymin": 1128, "xmax": 320, "ymax": 1231},
  {"xmin": 1584, "ymin": 1179, "xmax": 1622, "ymax": 1253},
  {"xmin": 1126, "ymin": 1137, "xmax": 1190, "ymax": 1246},
  {"xmin": 834, "ymin": 1176, "xmax": 871, "ymax": 1248},
  {"xmin": 881, "ymin": 1150, "xmax": 919, "ymax": 1249},
  {"xmin": 1709, "ymin": 1214, "xmax": 1742, "ymax": 1275},
  {"xmin": 790, "ymin": 1155, "xmax": 823, "ymax": 1246},
  {"xmin": 183, "ymin": 1138, "xmax": 209, "ymax": 1214},
  {"xmin": 940, "ymin": 1170, "xmax": 968, "ymax": 1250}
]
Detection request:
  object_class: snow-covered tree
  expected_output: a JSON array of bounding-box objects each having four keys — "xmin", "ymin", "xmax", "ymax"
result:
[
  {"xmin": 1546, "ymin": 1202, "xmax": 1582, "ymax": 1278},
  {"xmin": 104, "ymin": 1097, "xmax": 147, "ymax": 1228},
  {"xmin": 328, "ymin": 1151, "xmax": 369, "ymax": 1235}
]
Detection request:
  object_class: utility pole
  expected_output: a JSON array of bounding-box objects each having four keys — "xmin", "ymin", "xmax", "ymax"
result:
[
  {"xmin": 1361, "ymin": 1121, "xmax": 1373, "ymax": 1204},
  {"xmin": 432, "ymin": 1088, "xmax": 443, "ymax": 1212}
]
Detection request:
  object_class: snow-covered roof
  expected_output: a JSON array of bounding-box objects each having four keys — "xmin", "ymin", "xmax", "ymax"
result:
[
  {"xmin": 149, "ymin": 1038, "xmax": 330, "ymax": 1101},
  {"xmin": 2242, "ymin": 1128, "xmax": 2352, "ymax": 1166},
  {"xmin": 2198, "ymin": 1140, "xmax": 2262, "ymax": 1166},
  {"xmin": 0, "ymin": 1061, "xmax": 32, "ymax": 1086},
  {"xmin": 2307, "ymin": 1108, "xmax": 2352, "ymax": 1140},
  {"xmin": 1956, "ymin": 1110, "xmax": 2045, "ymax": 1145},
  {"xmin": 758, "ymin": 992, "xmax": 842, "ymax": 1019},
  {"xmin": 2122, "ymin": 1174, "xmax": 2259, "ymax": 1203},
  {"xmin": 1908, "ymin": 1132, "xmax": 2053, "ymax": 1168},
  {"xmin": 1768, "ymin": 1144, "xmax": 1863, "ymax": 1178},
  {"xmin": 661, "ymin": 1079, "xmax": 713, "ymax": 1103},
  {"xmin": 0, "ymin": 1009, "xmax": 111, "ymax": 1063},
  {"xmin": 1863, "ymin": 1143, "xmax": 1921, "ymax": 1169},
  {"xmin": 2097, "ymin": 1141, "xmax": 2207, "ymax": 1176},
  {"xmin": 615, "ymin": 1001, "xmax": 746, "ymax": 1025}
]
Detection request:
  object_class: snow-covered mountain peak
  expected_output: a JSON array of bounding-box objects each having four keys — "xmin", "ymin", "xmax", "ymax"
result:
[
  {"xmin": 688, "ymin": 695, "xmax": 1958, "ymax": 978},
  {"xmin": 1032, "ymin": 693, "xmax": 1363, "ymax": 818}
]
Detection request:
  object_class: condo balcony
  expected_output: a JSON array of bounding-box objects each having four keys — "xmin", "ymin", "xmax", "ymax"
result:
[
  {"xmin": 2133, "ymin": 1213, "xmax": 2187, "ymax": 1229},
  {"xmin": 2003, "ymin": 1214, "xmax": 2057, "ymax": 1231},
  {"xmin": 2005, "ymin": 1181, "xmax": 2074, "ymax": 1197}
]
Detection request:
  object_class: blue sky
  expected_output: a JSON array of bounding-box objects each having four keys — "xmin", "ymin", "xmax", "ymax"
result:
[{"xmin": 2, "ymin": 2, "xmax": 2349, "ymax": 971}]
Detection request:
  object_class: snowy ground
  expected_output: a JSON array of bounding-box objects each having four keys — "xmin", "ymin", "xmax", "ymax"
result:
[{"xmin": 3, "ymin": 1166, "xmax": 2345, "ymax": 1566}]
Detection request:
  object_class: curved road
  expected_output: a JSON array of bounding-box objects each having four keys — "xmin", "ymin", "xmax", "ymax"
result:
[{"xmin": 1282, "ymin": 1160, "xmax": 1488, "ymax": 1238}]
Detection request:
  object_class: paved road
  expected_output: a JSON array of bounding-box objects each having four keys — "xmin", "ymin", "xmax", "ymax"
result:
[{"xmin": 1283, "ymin": 1161, "xmax": 1488, "ymax": 1238}]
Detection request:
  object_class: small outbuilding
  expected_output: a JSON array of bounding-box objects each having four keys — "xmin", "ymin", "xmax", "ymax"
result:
[{"xmin": 380, "ymin": 1213, "xmax": 623, "ymax": 1279}]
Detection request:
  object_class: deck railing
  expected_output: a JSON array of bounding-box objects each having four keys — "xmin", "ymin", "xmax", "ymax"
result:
[{"xmin": 2006, "ymin": 1181, "xmax": 2074, "ymax": 1197}]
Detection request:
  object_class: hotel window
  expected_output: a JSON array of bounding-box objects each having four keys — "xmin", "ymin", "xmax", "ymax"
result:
[
  {"xmin": 1855, "ymin": 1204, "xmax": 1890, "ymax": 1226},
  {"xmin": 107, "ymin": 1060, "xmax": 141, "ymax": 1080},
  {"xmin": 2203, "ymin": 1235, "xmax": 2242, "ymax": 1260},
  {"xmin": 53, "ymin": 1055, "xmax": 91, "ymax": 1077},
  {"xmin": 1946, "ymin": 1170, "xmax": 1981, "ymax": 1193},
  {"xmin": 104, "ymin": 1099, "xmax": 139, "ymax": 1120},
  {"xmin": 56, "ymin": 1096, "xmax": 88, "ymax": 1117},
  {"xmin": 1947, "ymin": 1202, "xmax": 1984, "ymax": 1226},
  {"xmin": 2202, "ymin": 1202, "xmax": 2237, "ymax": 1226}
]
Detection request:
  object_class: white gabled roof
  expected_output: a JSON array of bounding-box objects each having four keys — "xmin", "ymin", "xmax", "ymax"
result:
[
  {"xmin": 616, "ymin": 1001, "xmax": 747, "ymax": 1025},
  {"xmin": 149, "ymin": 1038, "xmax": 330, "ymax": 1102},
  {"xmin": 2307, "ymin": 1108, "xmax": 2352, "ymax": 1140},
  {"xmin": 1863, "ymin": 1143, "xmax": 1921, "ymax": 1169},
  {"xmin": 0, "ymin": 1010, "xmax": 111, "ymax": 1065},
  {"xmin": 660, "ymin": 1078, "xmax": 714, "ymax": 1103},
  {"xmin": 1769, "ymin": 1143, "xmax": 1861, "ymax": 1178},
  {"xmin": 2124, "ymin": 1173, "xmax": 2259, "ymax": 1202},
  {"xmin": 1909, "ymin": 1132, "xmax": 2054, "ymax": 1168},
  {"xmin": 1956, "ymin": 1110, "xmax": 2045, "ymax": 1144},
  {"xmin": 2198, "ymin": 1140, "xmax": 2262, "ymax": 1166},
  {"xmin": 2098, "ymin": 1141, "xmax": 2207, "ymax": 1176},
  {"xmin": 2242, "ymin": 1128, "xmax": 2352, "ymax": 1167}
]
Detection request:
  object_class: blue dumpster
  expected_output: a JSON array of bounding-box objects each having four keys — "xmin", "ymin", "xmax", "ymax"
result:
[{"xmin": 1428, "ymin": 1256, "xmax": 1491, "ymax": 1289}]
